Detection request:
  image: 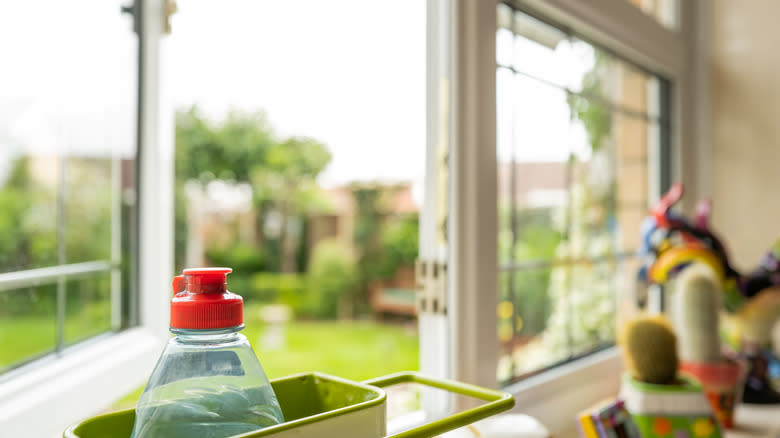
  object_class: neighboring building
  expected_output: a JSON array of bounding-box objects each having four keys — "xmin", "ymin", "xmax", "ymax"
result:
[
  {"xmin": 308, "ymin": 182, "xmax": 419, "ymax": 253},
  {"xmin": 497, "ymin": 161, "xmax": 570, "ymax": 209}
]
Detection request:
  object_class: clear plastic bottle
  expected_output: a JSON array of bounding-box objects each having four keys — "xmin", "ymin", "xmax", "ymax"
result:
[{"xmin": 130, "ymin": 268, "xmax": 284, "ymax": 438}]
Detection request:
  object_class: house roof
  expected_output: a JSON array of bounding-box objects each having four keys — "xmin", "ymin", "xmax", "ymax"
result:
[{"xmin": 497, "ymin": 161, "xmax": 571, "ymax": 207}]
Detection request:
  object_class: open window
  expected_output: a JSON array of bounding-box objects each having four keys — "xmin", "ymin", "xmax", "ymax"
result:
[
  {"xmin": 0, "ymin": 1, "xmax": 170, "ymax": 436},
  {"xmin": 435, "ymin": 0, "xmax": 703, "ymax": 434},
  {"xmin": 0, "ymin": 0, "xmax": 139, "ymax": 376},
  {"xmin": 0, "ymin": 0, "xmax": 706, "ymax": 436}
]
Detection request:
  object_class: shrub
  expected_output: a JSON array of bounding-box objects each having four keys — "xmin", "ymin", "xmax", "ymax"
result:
[
  {"xmin": 205, "ymin": 242, "xmax": 267, "ymax": 298},
  {"xmin": 250, "ymin": 272, "xmax": 307, "ymax": 314},
  {"xmin": 308, "ymin": 239, "xmax": 357, "ymax": 319},
  {"xmin": 377, "ymin": 217, "xmax": 418, "ymax": 280}
]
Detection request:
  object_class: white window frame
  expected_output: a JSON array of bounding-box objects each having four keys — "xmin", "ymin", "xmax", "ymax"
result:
[
  {"xmin": 0, "ymin": 1, "xmax": 711, "ymax": 435},
  {"xmin": 433, "ymin": 0, "xmax": 711, "ymax": 434},
  {"xmin": 0, "ymin": 1, "xmax": 174, "ymax": 436}
]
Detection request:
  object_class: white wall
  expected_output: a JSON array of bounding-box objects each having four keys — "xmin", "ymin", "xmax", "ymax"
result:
[{"xmin": 711, "ymin": 0, "xmax": 780, "ymax": 270}]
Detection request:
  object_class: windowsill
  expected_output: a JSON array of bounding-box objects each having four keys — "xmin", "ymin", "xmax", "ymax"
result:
[
  {"xmin": 0, "ymin": 328, "xmax": 164, "ymax": 438},
  {"xmin": 503, "ymin": 347, "xmax": 623, "ymax": 437}
]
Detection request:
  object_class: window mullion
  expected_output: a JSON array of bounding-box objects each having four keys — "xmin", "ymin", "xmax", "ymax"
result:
[
  {"xmin": 56, "ymin": 154, "xmax": 67, "ymax": 353},
  {"xmin": 449, "ymin": 0, "xmax": 499, "ymax": 391},
  {"xmin": 110, "ymin": 156, "xmax": 123, "ymax": 331}
]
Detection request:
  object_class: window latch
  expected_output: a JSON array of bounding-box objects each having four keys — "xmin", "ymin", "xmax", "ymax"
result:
[
  {"xmin": 120, "ymin": 0, "xmax": 140, "ymax": 35},
  {"xmin": 416, "ymin": 259, "xmax": 447, "ymax": 315},
  {"xmin": 121, "ymin": 0, "xmax": 178, "ymax": 35}
]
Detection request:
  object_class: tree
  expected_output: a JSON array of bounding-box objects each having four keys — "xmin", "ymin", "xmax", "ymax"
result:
[
  {"xmin": 251, "ymin": 137, "xmax": 332, "ymax": 272},
  {"xmin": 174, "ymin": 106, "xmax": 332, "ymax": 274},
  {"xmin": 175, "ymin": 106, "xmax": 274, "ymax": 183},
  {"xmin": 377, "ymin": 217, "xmax": 419, "ymax": 280}
]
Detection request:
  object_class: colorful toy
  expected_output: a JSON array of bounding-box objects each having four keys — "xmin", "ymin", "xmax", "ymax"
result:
[
  {"xmin": 637, "ymin": 183, "xmax": 743, "ymax": 312},
  {"xmin": 577, "ymin": 398, "xmax": 640, "ymax": 438},
  {"xmin": 637, "ymin": 183, "xmax": 780, "ymax": 404}
]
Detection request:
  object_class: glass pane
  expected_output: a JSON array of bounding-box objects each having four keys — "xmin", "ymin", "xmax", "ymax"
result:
[
  {"xmin": 498, "ymin": 267, "xmax": 567, "ymax": 383},
  {"xmin": 496, "ymin": 27, "xmax": 514, "ymax": 68},
  {"xmin": 496, "ymin": 6, "xmax": 669, "ymax": 383},
  {"xmin": 568, "ymin": 261, "xmax": 618, "ymax": 357},
  {"xmin": 65, "ymin": 272, "xmax": 113, "ymax": 345},
  {"xmin": 512, "ymin": 25, "xmax": 593, "ymax": 94},
  {"xmin": 0, "ymin": 0, "xmax": 137, "ymax": 266},
  {"xmin": 0, "ymin": 284, "xmax": 57, "ymax": 372},
  {"xmin": 506, "ymin": 11, "xmax": 663, "ymax": 119},
  {"xmin": 0, "ymin": 0, "xmax": 138, "ymax": 372},
  {"xmin": 0, "ymin": 156, "xmax": 59, "ymax": 273},
  {"xmin": 65, "ymin": 158, "xmax": 113, "ymax": 263}
]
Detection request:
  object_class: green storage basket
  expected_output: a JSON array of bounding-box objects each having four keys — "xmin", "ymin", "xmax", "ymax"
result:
[{"xmin": 64, "ymin": 371, "xmax": 514, "ymax": 438}]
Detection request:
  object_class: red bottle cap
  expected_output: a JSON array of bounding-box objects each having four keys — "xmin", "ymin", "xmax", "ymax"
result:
[{"xmin": 170, "ymin": 267, "xmax": 243, "ymax": 330}]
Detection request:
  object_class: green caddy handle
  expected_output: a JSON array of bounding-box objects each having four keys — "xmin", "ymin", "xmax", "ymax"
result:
[{"xmin": 363, "ymin": 371, "xmax": 515, "ymax": 438}]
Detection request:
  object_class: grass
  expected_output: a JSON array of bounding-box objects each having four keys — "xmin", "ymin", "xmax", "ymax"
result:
[
  {"xmin": 0, "ymin": 316, "xmax": 57, "ymax": 369},
  {"xmin": 1, "ymin": 302, "xmax": 419, "ymax": 410},
  {"xmin": 112, "ymin": 304, "xmax": 419, "ymax": 410},
  {"xmin": 0, "ymin": 301, "xmax": 111, "ymax": 371}
]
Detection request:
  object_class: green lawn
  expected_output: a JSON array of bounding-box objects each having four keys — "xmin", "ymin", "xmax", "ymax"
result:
[
  {"xmin": 0, "ymin": 315, "xmax": 57, "ymax": 370},
  {"xmin": 113, "ymin": 305, "xmax": 419, "ymax": 410},
  {"xmin": 0, "ymin": 301, "xmax": 111, "ymax": 372},
  {"xmin": 2, "ymin": 303, "xmax": 419, "ymax": 410}
]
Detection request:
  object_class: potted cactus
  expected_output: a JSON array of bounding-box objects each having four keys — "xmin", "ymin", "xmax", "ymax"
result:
[
  {"xmin": 672, "ymin": 264, "xmax": 745, "ymax": 428},
  {"xmin": 619, "ymin": 315, "xmax": 722, "ymax": 438}
]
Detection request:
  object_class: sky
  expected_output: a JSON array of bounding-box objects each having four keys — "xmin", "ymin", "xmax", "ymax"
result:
[{"xmin": 166, "ymin": 0, "xmax": 427, "ymax": 191}]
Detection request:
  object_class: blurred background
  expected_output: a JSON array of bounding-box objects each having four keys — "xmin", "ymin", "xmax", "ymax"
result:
[
  {"xmin": 0, "ymin": 0, "xmax": 425, "ymax": 386},
  {"xmin": 3, "ymin": 0, "xmax": 780, "ymax": 436}
]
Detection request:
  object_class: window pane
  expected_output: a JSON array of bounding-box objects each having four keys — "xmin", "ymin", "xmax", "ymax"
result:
[
  {"xmin": 498, "ymin": 267, "xmax": 567, "ymax": 383},
  {"xmin": 0, "ymin": 284, "xmax": 57, "ymax": 372},
  {"xmin": 65, "ymin": 272, "xmax": 113, "ymax": 345},
  {"xmin": 0, "ymin": 156, "xmax": 59, "ymax": 273},
  {"xmin": 568, "ymin": 261, "xmax": 618, "ymax": 356},
  {"xmin": 496, "ymin": 6, "xmax": 668, "ymax": 384},
  {"xmin": 0, "ymin": 0, "xmax": 138, "ymax": 372},
  {"xmin": 502, "ymin": 10, "xmax": 664, "ymax": 119},
  {"xmin": 0, "ymin": 0, "xmax": 136, "ymax": 266},
  {"xmin": 65, "ymin": 158, "xmax": 113, "ymax": 264}
]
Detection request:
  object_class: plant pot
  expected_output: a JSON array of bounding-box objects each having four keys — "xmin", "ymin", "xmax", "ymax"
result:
[
  {"xmin": 680, "ymin": 359, "xmax": 745, "ymax": 429},
  {"xmin": 619, "ymin": 373, "xmax": 722, "ymax": 438}
]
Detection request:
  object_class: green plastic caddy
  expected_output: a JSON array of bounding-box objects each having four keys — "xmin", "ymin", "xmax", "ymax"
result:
[{"xmin": 64, "ymin": 371, "xmax": 514, "ymax": 438}]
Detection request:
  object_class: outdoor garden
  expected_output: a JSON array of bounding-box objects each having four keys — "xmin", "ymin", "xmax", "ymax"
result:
[{"xmin": 0, "ymin": 107, "xmax": 421, "ymax": 403}]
